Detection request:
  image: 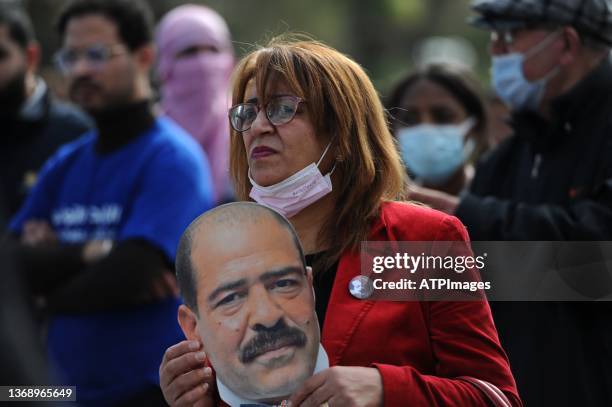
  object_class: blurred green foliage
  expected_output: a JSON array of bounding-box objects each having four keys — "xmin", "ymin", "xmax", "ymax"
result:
[{"xmin": 18, "ymin": 0, "xmax": 492, "ymax": 96}]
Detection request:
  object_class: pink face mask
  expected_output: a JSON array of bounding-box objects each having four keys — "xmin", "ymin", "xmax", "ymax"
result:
[
  {"xmin": 161, "ymin": 52, "xmax": 233, "ymax": 143},
  {"xmin": 249, "ymin": 143, "xmax": 335, "ymax": 218}
]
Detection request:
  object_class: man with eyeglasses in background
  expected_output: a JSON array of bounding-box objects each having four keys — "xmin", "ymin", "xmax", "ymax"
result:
[
  {"xmin": 6, "ymin": 0, "xmax": 214, "ymax": 405},
  {"xmin": 407, "ymin": 0, "xmax": 612, "ymax": 405},
  {"xmin": 0, "ymin": 4, "xmax": 91, "ymax": 228}
]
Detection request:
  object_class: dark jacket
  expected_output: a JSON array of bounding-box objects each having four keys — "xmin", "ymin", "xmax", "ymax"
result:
[
  {"xmin": 0, "ymin": 87, "xmax": 92, "ymax": 228},
  {"xmin": 455, "ymin": 57, "xmax": 612, "ymax": 406},
  {"xmin": 456, "ymin": 58, "xmax": 612, "ymax": 240}
]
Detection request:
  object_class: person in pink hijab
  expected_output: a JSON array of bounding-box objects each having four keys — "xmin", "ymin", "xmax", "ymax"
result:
[{"xmin": 157, "ymin": 4, "xmax": 234, "ymax": 203}]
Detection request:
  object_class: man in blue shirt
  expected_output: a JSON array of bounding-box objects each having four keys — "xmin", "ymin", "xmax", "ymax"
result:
[{"xmin": 8, "ymin": 0, "xmax": 214, "ymax": 405}]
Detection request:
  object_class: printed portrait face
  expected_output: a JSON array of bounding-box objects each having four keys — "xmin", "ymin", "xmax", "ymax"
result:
[{"xmin": 179, "ymin": 214, "xmax": 320, "ymax": 403}]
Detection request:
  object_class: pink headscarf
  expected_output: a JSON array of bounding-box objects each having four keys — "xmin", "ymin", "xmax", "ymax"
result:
[{"xmin": 156, "ymin": 4, "xmax": 235, "ymax": 202}]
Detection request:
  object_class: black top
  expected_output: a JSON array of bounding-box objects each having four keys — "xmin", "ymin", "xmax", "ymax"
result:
[
  {"xmin": 305, "ymin": 252, "xmax": 338, "ymax": 330},
  {"xmin": 92, "ymin": 100, "xmax": 155, "ymax": 154}
]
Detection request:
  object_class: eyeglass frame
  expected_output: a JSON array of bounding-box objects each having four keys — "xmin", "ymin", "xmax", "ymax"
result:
[
  {"xmin": 490, "ymin": 23, "xmax": 561, "ymax": 50},
  {"xmin": 54, "ymin": 43, "xmax": 127, "ymax": 73},
  {"xmin": 228, "ymin": 95, "xmax": 305, "ymax": 133}
]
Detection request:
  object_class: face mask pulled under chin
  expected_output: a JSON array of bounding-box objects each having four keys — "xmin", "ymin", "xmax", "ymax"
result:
[
  {"xmin": 248, "ymin": 142, "xmax": 335, "ymax": 218},
  {"xmin": 491, "ymin": 31, "xmax": 561, "ymax": 112}
]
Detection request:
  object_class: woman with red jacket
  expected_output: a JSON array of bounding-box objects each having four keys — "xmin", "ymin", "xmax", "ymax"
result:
[{"xmin": 159, "ymin": 37, "xmax": 521, "ymax": 407}]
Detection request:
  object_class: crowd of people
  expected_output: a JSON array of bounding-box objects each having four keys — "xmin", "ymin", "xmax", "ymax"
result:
[{"xmin": 1, "ymin": 0, "xmax": 611, "ymax": 406}]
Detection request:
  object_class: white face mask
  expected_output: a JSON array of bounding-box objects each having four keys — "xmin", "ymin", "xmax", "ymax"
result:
[
  {"xmin": 248, "ymin": 142, "xmax": 335, "ymax": 218},
  {"xmin": 491, "ymin": 31, "xmax": 561, "ymax": 111},
  {"xmin": 397, "ymin": 118, "xmax": 475, "ymax": 186}
]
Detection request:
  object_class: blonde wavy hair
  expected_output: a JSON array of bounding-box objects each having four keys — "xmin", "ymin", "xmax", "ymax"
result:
[{"xmin": 229, "ymin": 36, "xmax": 406, "ymax": 268}]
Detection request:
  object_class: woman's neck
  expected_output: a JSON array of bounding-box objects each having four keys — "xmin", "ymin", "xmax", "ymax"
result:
[{"xmin": 290, "ymin": 192, "xmax": 336, "ymax": 255}]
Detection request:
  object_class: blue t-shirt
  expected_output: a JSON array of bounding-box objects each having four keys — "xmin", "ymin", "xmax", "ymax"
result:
[{"xmin": 10, "ymin": 117, "xmax": 213, "ymax": 405}]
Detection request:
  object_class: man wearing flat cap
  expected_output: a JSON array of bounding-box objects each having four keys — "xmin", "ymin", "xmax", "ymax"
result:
[{"xmin": 409, "ymin": 0, "xmax": 612, "ymax": 405}]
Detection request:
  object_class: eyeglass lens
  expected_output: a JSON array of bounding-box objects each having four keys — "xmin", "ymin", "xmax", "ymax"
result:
[
  {"xmin": 56, "ymin": 45, "xmax": 115, "ymax": 71},
  {"xmin": 230, "ymin": 96, "xmax": 300, "ymax": 132}
]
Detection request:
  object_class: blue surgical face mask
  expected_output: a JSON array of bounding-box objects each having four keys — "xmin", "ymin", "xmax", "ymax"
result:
[
  {"xmin": 491, "ymin": 31, "xmax": 561, "ymax": 111},
  {"xmin": 397, "ymin": 118, "xmax": 475, "ymax": 186}
]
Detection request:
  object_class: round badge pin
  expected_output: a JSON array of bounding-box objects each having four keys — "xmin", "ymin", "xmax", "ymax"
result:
[{"xmin": 349, "ymin": 275, "xmax": 373, "ymax": 299}]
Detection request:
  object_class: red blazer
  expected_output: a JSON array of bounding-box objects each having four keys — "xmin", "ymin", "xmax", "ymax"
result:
[
  {"xmin": 214, "ymin": 201, "xmax": 520, "ymax": 406},
  {"xmin": 321, "ymin": 201, "xmax": 521, "ymax": 406}
]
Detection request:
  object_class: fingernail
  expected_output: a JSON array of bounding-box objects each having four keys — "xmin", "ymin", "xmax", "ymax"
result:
[
  {"xmin": 189, "ymin": 341, "xmax": 200, "ymax": 350},
  {"xmin": 203, "ymin": 367, "xmax": 212, "ymax": 376},
  {"xmin": 202, "ymin": 383, "xmax": 209, "ymax": 392},
  {"xmin": 195, "ymin": 351, "xmax": 206, "ymax": 361}
]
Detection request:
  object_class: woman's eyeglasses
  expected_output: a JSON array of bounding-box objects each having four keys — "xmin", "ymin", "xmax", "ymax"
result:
[{"xmin": 228, "ymin": 95, "xmax": 304, "ymax": 132}]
